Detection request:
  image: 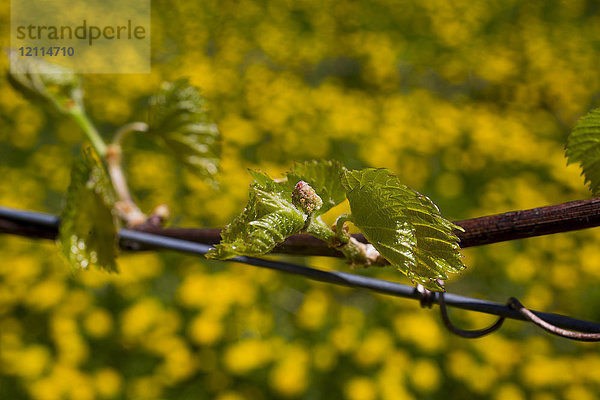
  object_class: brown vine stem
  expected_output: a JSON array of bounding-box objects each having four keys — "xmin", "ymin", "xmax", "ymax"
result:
[{"xmin": 2, "ymin": 197, "xmax": 600, "ymax": 256}]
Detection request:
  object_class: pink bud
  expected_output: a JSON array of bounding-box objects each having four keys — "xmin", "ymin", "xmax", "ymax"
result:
[{"xmin": 292, "ymin": 181, "xmax": 323, "ymax": 214}]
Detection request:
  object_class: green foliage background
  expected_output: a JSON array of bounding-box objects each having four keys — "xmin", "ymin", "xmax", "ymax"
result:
[{"xmin": 2, "ymin": 0, "xmax": 600, "ymax": 399}]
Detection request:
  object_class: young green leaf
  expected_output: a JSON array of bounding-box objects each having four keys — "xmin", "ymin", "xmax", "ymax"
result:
[
  {"xmin": 147, "ymin": 79, "xmax": 221, "ymax": 184},
  {"xmin": 6, "ymin": 49, "xmax": 82, "ymax": 112},
  {"xmin": 342, "ymin": 168, "xmax": 464, "ymax": 291},
  {"xmin": 285, "ymin": 160, "xmax": 347, "ymax": 216},
  {"xmin": 206, "ymin": 173, "xmax": 306, "ymax": 259},
  {"xmin": 58, "ymin": 147, "xmax": 119, "ymax": 272},
  {"xmin": 208, "ymin": 160, "xmax": 348, "ymax": 259},
  {"xmin": 565, "ymin": 108, "xmax": 600, "ymax": 195}
]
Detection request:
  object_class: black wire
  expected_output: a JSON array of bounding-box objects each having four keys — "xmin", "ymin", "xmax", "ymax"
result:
[
  {"xmin": 438, "ymin": 289, "xmax": 505, "ymax": 338},
  {"xmin": 2, "ymin": 206, "xmax": 600, "ymax": 335}
]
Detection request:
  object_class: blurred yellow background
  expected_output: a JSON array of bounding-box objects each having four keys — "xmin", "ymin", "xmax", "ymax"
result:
[{"xmin": 2, "ymin": 0, "xmax": 600, "ymax": 399}]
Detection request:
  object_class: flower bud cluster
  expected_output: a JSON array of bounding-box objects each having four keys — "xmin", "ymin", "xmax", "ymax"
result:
[{"xmin": 291, "ymin": 181, "xmax": 323, "ymax": 214}]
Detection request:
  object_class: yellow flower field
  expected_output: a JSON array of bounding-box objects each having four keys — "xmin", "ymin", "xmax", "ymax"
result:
[{"xmin": 1, "ymin": 0, "xmax": 600, "ymax": 398}]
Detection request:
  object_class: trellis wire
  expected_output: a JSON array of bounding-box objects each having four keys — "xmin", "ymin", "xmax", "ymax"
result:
[
  {"xmin": 1, "ymin": 206, "xmax": 600, "ymax": 340},
  {"xmin": 5, "ymin": 198, "xmax": 600, "ymax": 257}
]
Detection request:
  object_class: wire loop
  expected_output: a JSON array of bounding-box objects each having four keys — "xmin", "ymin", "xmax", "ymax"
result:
[
  {"xmin": 438, "ymin": 290, "xmax": 505, "ymax": 338},
  {"xmin": 416, "ymin": 281, "xmax": 505, "ymax": 338},
  {"xmin": 508, "ymin": 297, "xmax": 600, "ymax": 342}
]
